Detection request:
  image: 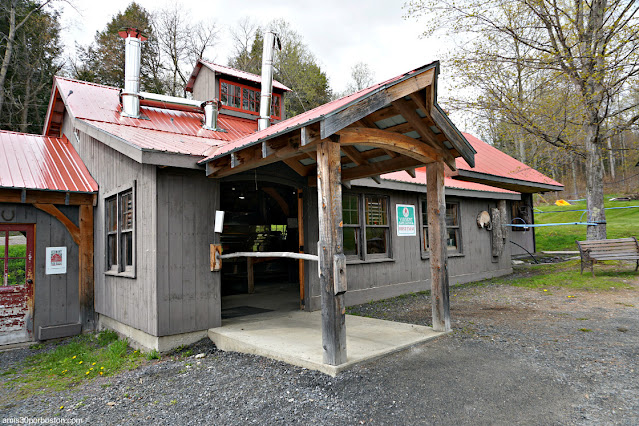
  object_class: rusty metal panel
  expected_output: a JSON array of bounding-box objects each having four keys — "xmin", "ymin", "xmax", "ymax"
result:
[
  {"xmin": 0, "ymin": 225, "xmax": 35, "ymax": 345},
  {"xmin": 0, "ymin": 131, "xmax": 98, "ymax": 193}
]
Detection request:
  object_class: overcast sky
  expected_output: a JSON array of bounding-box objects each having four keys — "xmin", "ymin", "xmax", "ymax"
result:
[
  {"xmin": 60, "ymin": 1, "xmax": 445, "ymax": 90},
  {"xmin": 59, "ymin": 0, "xmax": 474, "ymax": 131}
]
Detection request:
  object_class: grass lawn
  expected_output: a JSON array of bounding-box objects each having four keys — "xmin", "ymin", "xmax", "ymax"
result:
[
  {"xmin": 484, "ymin": 259, "xmax": 636, "ymax": 291},
  {"xmin": 0, "ymin": 331, "xmax": 146, "ymax": 404},
  {"xmin": 0, "ymin": 243, "xmax": 26, "ymax": 286},
  {"xmin": 534, "ymin": 196, "xmax": 639, "ymax": 251}
]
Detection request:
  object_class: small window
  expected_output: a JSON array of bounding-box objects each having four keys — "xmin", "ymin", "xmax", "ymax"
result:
[
  {"xmin": 343, "ymin": 194, "xmax": 360, "ymax": 257},
  {"xmin": 105, "ymin": 186, "xmax": 135, "ymax": 275},
  {"xmin": 421, "ymin": 200, "xmax": 462, "ymax": 254},
  {"xmin": 365, "ymin": 195, "xmax": 389, "ymax": 257},
  {"xmin": 219, "ymin": 79, "xmax": 282, "ymax": 119},
  {"xmin": 342, "ymin": 193, "xmax": 391, "ymax": 260}
]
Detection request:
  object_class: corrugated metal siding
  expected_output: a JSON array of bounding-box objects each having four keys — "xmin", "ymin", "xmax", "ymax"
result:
[{"xmin": 0, "ymin": 131, "xmax": 97, "ymax": 193}]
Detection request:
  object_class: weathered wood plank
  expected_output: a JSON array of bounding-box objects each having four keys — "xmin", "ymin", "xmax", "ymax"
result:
[
  {"xmin": 430, "ymin": 106, "xmax": 475, "ymax": 167},
  {"xmin": 316, "ymin": 137, "xmax": 347, "ymax": 365},
  {"xmin": 78, "ymin": 204, "xmax": 95, "ymax": 331},
  {"xmin": 0, "ymin": 189, "xmax": 94, "ymax": 206},
  {"xmin": 426, "ymin": 161, "xmax": 451, "ymax": 332},
  {"xmin": 33, "ymin": 204, "xmax": 80, "ymax": 244},
  {"xmin": 298, "ymin": 189, "xmax": 305, "ymax": 309},
  {"xmin": 337, "ymin": 127, "xmax": 437, "ymax": 164},
  {"xmin": 247, "ymin": 257, "xmax": 254, "ymax": 294}
]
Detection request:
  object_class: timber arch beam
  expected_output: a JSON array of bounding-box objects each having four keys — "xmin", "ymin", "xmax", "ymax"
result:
[{"xmin": 337, "ymin": 127, "xmax": 438, "ymax": 165}]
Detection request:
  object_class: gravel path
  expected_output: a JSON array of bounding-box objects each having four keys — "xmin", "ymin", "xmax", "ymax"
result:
[{"xmin": 1, "ymin": 267, "xmax": 637, "ymax": 425}]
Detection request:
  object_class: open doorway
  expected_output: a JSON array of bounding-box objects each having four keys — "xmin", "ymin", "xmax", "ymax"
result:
[{"xmin": 219, "ymin": 180, "xmax": 302, "ymax": 320}]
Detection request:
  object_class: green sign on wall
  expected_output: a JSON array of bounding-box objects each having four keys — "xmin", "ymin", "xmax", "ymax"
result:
[{"xmin": 396, "ymin": 204, "xmax": 416, "ymax": 236}]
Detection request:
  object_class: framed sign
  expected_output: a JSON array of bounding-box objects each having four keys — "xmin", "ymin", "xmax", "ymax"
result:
[
  {"xmin": 396, "ymin": 204, "xmax": 416, "ymax": 236},
  {"xmin": 45, "ymin": 247, "xmax": 67, "ymax": 275}
]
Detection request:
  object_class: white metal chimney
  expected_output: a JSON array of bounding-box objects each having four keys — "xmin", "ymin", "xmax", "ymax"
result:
[
  {"xmin": 202, "ymin": 99, "xmax": 220, "ymax": 130},
  {"xmin": 118, "ymin": 28, "xmax": 147, "ymax": 118},
  {"xmin": 258, "ymin": 31, "xmax": 281, "ymax": 131}
]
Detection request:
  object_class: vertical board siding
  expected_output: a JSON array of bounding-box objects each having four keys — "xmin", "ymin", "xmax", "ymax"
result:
[
  {"xmin": 156, "ymin": 170, "xmax": 221, "ymax": 336},
  {"xmin": 72, "ymin": 128, "xmax": 158, "ymax": 336},
  {"xmin": 306, "ymin": 188, "xmax": 514, "ymax": 310},
  {"xmin": 1, "ymin": 203, "xmax": 80, "ymax": 334}
]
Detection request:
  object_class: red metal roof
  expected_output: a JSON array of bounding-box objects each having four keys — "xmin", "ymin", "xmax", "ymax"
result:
[
  {"xmin": 452, "ymin": 133, "xmax": 563, "ymax": 188},
  {"xmin": 200, "ymin": 78, "xmax": 387, "ymax": 162},
  {"xmin": 52, "ymin": 77, "xmax": 257, "ymax": 155},
  {"xmin": 0, "ymin": 131, "xmax": 97, "ymax": 193},
  {"xmin": 186, "ymin": 60, "xmax": 291, "ymax": 93},
  {"xmin": 381, "ymin": 170, "xmax": 518, "ymax": 194}
]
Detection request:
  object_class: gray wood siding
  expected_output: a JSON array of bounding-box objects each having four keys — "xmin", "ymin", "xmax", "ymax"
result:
[
  {"xmin": 68, "ymin": 126, "xmax": 158, "ymax": 336},
  {"xmin": 156, "ymin": 169, "xmax": 221, "ymax": 336},
  {"xmin": 0, "ymin": 204, "xmax": 80, "ymax": 334},
  {"xmin": 192, "ymin": 67, "xmax": 217, "ymax": 102},
  {"xmin": 305, "ymin": 189, "xmax": 514, "ymax": 310}
]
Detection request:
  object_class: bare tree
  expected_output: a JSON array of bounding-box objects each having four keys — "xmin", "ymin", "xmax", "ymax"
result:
[
  {"xmin": 407, "ymin": 0, "xmax": 639, "ymax": 239},
  {"xmin": 345, "ymin": 62, "xmax": 376, "ymax": 94},
  {"xmin": 154, "ymin": 5, "xmax": 219, "ymax": 97}
]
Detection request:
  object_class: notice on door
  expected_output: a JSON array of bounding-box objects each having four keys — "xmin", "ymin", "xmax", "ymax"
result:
[
  {"xmin": 45, "ymin": 247, "xmax": 67, "ymax": 275},
  {"xmin": 396, "ymin": 204, "xmax": 416, "ymax": 236}
]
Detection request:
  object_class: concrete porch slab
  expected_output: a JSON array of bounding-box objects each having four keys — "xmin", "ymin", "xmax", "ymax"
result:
[{"xmin": 208, "ymin": 311, "xmax": 447, "ymax": 376}]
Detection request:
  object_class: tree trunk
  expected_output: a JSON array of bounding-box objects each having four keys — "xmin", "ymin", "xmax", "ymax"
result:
[
  {"xmin": 607, "ymin": 137, "xmax": 615, "ymax": 180},
  {"xmin": 585, "ymin": 133, "xmax": 607, "ymax": 240},
  {"xmin": 571, "ymin": 153, "xmax": 578, "ymax": 199},
  {"xmin": 0, "ymin": 1, "xmax": 17, "ymax": 119}
]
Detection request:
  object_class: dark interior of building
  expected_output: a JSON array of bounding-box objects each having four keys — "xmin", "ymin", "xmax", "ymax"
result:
[{"xmin": 219, "ymin": 181, "xmax": 300, "ymax": 299}]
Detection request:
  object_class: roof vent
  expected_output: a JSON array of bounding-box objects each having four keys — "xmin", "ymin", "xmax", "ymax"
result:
[
  {"xmin": 258, "ymin": 31, "xmax": 281, "ymax": 131},
  {"xmin": 118, "ymin": 28, "xmax": 147, "ymax": 118}
]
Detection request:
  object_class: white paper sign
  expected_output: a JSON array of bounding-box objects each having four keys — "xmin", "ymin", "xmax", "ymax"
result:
[
  {"xmin": 214, "ymin": 210, "xmax": 225, "ymax": 233},
  {"xmin": 45, "ymin": 247, "xmax": 67, "ymax": 275}
]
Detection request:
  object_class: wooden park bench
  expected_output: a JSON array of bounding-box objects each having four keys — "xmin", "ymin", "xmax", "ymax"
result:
[{"xmin": 576, "ymin": 237, "xmax": 639, "ymax": 276}]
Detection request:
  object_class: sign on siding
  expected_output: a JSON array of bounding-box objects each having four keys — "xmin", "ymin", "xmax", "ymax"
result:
[
  {"xmin": 396, "ymin": 204, "xmax": 416, "ymax": 236},
  {"xmin": 45, "ymin": 247, "xmax": 67, "ymax": 275}
]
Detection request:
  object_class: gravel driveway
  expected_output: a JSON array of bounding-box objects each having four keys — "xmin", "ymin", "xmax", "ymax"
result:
[{"xmin": 1, "ymin": 267, "xmax": 637, "ymax": 425}]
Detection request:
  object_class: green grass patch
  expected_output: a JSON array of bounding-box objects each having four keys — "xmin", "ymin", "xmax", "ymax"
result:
[
  {"xmin": 480, "ymin": 260, "xmax": 636, "ymax": 291},
  {"xmin": 0, "ymin": 244, "xmax": 26, "ymax": 286},
  {"xmin": 1, "ymin": 331, "xmax": 143, "ymax": 404},
  {"xmin": 534, "ymin": 197, "xmax": 639, "ymax": 251}
]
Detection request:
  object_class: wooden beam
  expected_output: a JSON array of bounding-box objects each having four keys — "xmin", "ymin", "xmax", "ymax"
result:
[
  {"xmin": 337, "ymin": 127, "xmax": 437, "ymax": 164},
  {"xmin": 371, "ymin": 175, "xmax": 382, "ymax": 184},
  {"xmin": 341, "ymin": 146, "xmax": 368, "ymax": 166},
  {"xmin": 78, "ymin": 205, "xmax": 95, "ymax": 331},
  {"xmin": 406, "ymin": 168, "xmax": 416, "ymax": 178},
  {"xmin": 247, "ymin": 257, "xmax": 255, "ymax": 294},
  {"xmin": 283, "ymin": 158, "xmax": 311, "ymax": 176},
  {"xmin": 392, "ymin": 98, "xmax": 457, "ymax": 170},
  {"xmin": 262, "ymin": 187, "xmax": 290, "ymax": 216},
  {"xmin": 431, "ymin": 106, "xmax": 475, "ymax": 167},
  {"xmin": 426, "ymin": 162, "xmax": 451, "ymax": 332},
  {"xmin": 316, "ymin": 137, "xmax": 347, "ymax": 365},
  {"xmin": 341, "ymin": 156, "xmax": 424, "ymax": 181},
  {"xmin": 33, "ymin": 203, "xmax": 80, "ymax": 244},
  {"xmin": 0, "ymin": 189, "xmax": 94, "ymax": 206},
  {"xmin": 298, "ymin": 189, "xmax": 305, "ymax": 309},
  {"xmin": 320, "ymin": 68, "xmax": 435, "ymax": 139}
]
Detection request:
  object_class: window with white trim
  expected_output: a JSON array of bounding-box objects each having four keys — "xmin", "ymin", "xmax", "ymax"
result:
[{"xmin": 105, "ymin": 186, "xmax": 135, "ymax": 275}]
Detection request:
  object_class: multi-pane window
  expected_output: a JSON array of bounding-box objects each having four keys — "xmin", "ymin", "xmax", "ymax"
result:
[
  {"xmin": 421, "ymin": 201, "xmax": 462, "ymax": 254},
  {"xmin": 106, "ymin": 187, "xmax": 135, "ymax": 275},
  {"xmin": 365, "ymin": 196, "xmax": 389, "ymax": 256},
  {"xmin": 220, "ymin": 80, "xmax": 282, "ymax": 119},
  {"xmin": 343, "ymin": 194, "xmax": 360, "ymax": 257},
  {"xmin": 342, "ymin": 194, "xmax": 391, "ymax": 260}
]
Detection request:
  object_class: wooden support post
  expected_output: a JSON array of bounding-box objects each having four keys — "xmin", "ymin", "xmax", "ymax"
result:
[
  {"xmin": 78, "ymin": 204, "xmax": 95, "ymax": 331},
  {"xmin": 247, "ymin": 257, "xmax": 255, "ymax": 294},
  {"xmin": 426, "ymin": 162, "xmax": 451, "ymax": 332},
  {"xmin": 298, "ymin": 188, "xmax": 305, "ymax": 309},
  {"xmin": 316, "ymin": 137, "xmax": 347, "ymax": 365}
]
